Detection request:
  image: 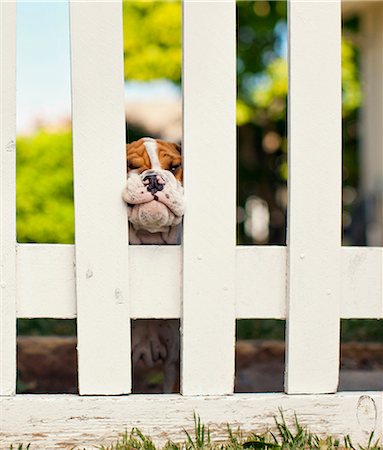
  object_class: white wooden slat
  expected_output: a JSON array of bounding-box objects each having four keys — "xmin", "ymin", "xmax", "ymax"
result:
[
  {"xmin": 15, "ymin": 244, "xmax": 383, "ymax": 320},
  {"xmin": 69, "ymin": 0, "xmax": 131, "ymax": 394},
  {"xmin": 341, "ymin": 247, "xmax": 383, "ymax": 319},
  {"xmin": 16, "ymin": 244, "xmax": 180, "ymax": 320},
  {"xmin": 129, "ymin": 246, "xmax": 181, "ymax": 319},
  {"xmin": 16, "ymin": 244, "xmax": 76, "ymax": 319},
  {"xmin": 0, "ymin": 0, "xmax": 17, "ymax": 396},
  {"xmin": 1, "ymin": 393, "xmax": 382, "ymax": 447},
  {"xmin": 286, "ymin": 0, "xmax": 342, "ymax": 394},
  {"xmin": 182, "ymin": 0, "xmax": 236, "ymax": 395},
  {"xmin": 236, "ymin": 246, "xmax": 286, "ymax": 319}
]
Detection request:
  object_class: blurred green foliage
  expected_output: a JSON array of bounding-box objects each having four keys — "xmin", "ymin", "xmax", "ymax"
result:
[
  {"xmin": 237, "ymin": 320, "xmax": 285, "ymax": 341},
  {"xmin": 237, "ymin": 4, "xmax": 361, "ymax": 125},
  {"xmin": 341, "ymin": 320, "xmax": 383, "ymax": 343},
  {"xmin": 123, "ymin": 0, "xmax": 181, "ymax": 83},
  {"xmin": 18, "ymin": 319, "xmax": 76, "ymax": 336},
  {"xmin": 237, "ymin": 319, "xmax": 383, "ymax": 343},
  {"xmin": 16, "ymin": 129, "xmax": 74, "ymax": 244},
  {"xmin": 17, "ymin": 1, "xmax": 362, "ymax": 246},
  {"xmin": 236, "ymin": 1, "xmax": 362, "ymax": 244}
]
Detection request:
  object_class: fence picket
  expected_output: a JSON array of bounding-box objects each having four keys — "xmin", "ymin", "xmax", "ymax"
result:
[
  {"xmin": 182, "ymin": 0, "xmax": 236, "ymax": 395},
  {"xmin": 286, "ymin": 0, "xmax": 342, "ymax": 394},
  {"xmin": 69, "ymin": 0, "xmax": 131, "ymax": 394},
  {"xmin": 0, "ymin": 0, "xmax": 17, "ymax": 396}
]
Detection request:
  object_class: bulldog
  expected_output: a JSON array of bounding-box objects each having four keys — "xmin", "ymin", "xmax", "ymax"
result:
[
  {"xmin": 122, "ymin": 137, "xmax": 184, "ymax": 393},
  {"xmin": 122, "ymin": 137, "xmax": 184, "ymax": 245}
]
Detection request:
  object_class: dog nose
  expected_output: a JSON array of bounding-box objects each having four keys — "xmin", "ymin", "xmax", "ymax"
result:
[{"xmin": 143, "ymin": 174, "xmax": 165, "ymax": 194}]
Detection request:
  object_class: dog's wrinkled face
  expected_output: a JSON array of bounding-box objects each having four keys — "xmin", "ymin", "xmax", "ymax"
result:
[{"xmin": 122, "ymin": 138, "xmax": 184, "ymax": 233}]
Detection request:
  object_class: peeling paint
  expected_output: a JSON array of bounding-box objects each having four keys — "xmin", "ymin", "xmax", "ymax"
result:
[
  {"xmin": 5, "ymin": 140, "xmax": 15, "ymax": 152},
  {"xmin": 114, "ymin": 288, "xmax": 124, "ymax": 304},
  {"xmin": 356, "ymin": 395, "xmax": 377, "ymax": 435},
  {"xmin": 85, "ymin": 269, "xmax": 93, "ymax": 279}
]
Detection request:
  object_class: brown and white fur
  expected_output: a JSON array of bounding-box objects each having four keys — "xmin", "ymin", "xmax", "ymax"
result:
[
  {"xmin": 122, "ymin": 137, "xmax": 184, "ymax": 393},
  {"xmin": 122, "ymin": 137, "xmax": 184, "ymax": 245}
]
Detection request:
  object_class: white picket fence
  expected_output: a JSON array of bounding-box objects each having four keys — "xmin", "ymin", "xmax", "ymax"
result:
[{"xmin": 1, "ymin": 0, "xmax": 382, "ymax": 447}]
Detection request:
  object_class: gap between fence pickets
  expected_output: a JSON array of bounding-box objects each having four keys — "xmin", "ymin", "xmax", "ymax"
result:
[
  {"xmin": 0, "ymin": 393, "xmax": 381, "ymax": 447},
  {"xmin": 16, "ymin": 244, "xmax": 383, "ymax": 319}
]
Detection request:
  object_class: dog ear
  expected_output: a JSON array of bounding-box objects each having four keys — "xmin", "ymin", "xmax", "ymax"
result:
[
  {"xmin": 174, "ymin": 142, "xmax": 182, "ymax": 155},
  {"xmin": 126, "ymin": 143, "xmax": 130, "ymax": 172},
  {"xmin": 126, "ymin": 142, "xmax": 136, "ymax": 173},
  {"xmin": 126, "ymin": 142, "xmax": 135, "ymax": 154}
]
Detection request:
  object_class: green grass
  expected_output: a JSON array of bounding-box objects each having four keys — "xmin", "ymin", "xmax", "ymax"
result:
[
  {"xmin": 8, "ymin": 413, "xmax": 381, "ymax": 450},
  {"xmin": 97, "ymin": 413, "xmax": 381, "ymax": 450}
]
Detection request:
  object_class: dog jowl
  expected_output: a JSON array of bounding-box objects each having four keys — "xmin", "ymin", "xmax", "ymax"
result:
[
  {"xmin": 122, "ymin": 137, "xmax": 184, "ymax": 245},
  {"xmin": 122, "ymin": 137, "xmax": 184, "ymax": 393}
]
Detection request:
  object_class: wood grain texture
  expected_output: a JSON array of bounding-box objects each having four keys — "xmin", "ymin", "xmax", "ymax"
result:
[
  {"xmin": 0, "ymin": 393, "xmax": 381, "ymax": 448},
  {"xmin": 69, "ymin": 0, "xmax": 131, "ymax": 394},
  {"xmin": 0, "ymin": 0, "xmax": 17, "ymax": 396},
  {"xmin": 286, "ymin": 0, "xmax": 342, "ymax": 394},
  {"xmin": 182, "ymin": 0, "xmax": 236, "ymax": 395}
]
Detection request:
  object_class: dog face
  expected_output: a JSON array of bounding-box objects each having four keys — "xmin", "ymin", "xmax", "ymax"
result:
[{"xmin": 122, "ymin": 138, "xmax": 184, "ymax": 233}]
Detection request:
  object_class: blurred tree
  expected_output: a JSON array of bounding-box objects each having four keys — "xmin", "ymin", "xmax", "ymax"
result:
[
  {"xmin": 123, "ymin": 0, "xmax": 181, "ymax": 82},
  {"xmin": 16, "ymin": 129, "xmax": 74, "ymax": 244},
  {"xmin": 17, "ymin": 1, "xmax": 362, "ymax": 248},
  {"xmin": 236, "ymin": 1, "xmax": 362, "ymax": 244}
]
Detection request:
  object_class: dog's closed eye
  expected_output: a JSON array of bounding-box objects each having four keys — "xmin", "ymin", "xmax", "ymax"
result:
[
  {"xmin": 128, "ymin": 162, "xmax": 140, "ymax": 170},
  {"xmin": 170, "ymin": 164, "xmax": 181, "ymax": 173}
]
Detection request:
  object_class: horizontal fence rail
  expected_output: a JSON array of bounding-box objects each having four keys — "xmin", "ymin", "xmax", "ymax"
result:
[
  {"xmin": 16, "ymin": 244, "xmax": 383, "ymax": 320},
  {"xmin": 1, "ymin": 393, "xmax": 381, "ymax": 448}
]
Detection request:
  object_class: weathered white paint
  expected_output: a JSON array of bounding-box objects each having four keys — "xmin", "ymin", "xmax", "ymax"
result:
[
  {"xmin": 0, "ymin": 0, "xmax": 17, "ymax": 397},
  {"xmin": 129, "ymin": 245, "xmax": 181, "ymax": 319},
  {"xmin": 69, "ymin": 0, "xmax": 131, "ymax": 394},
  {"xmin": 182, "ymin": 0, "xmax": 236, "ymax": 395},
  {"xmin": 0, "ymin": 393, "xmax": 381, "ymax": 448},
  {"xmin": 15, "ymin": 244, "xmax": 383, "ymax": 320},
  {"xmin": 236, "ymin": 246, "xmax": 286, "ymax": 319},
  {"xmin": 359, "ymin": 2, "xmax": 383, "ymax": 246},
  {"xmin": 16, "ymin": 244, "xmax": 76, "ymax": 319},
  {"xmin": 286, "ymin": 0, "xmax": 342, "ymax": 394},
  {"xmin": 341, "ymin": 247, "xmax": 383, "ymax": 318}
]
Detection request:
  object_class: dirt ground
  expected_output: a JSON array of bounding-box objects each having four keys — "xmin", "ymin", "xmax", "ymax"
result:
[{"xmin": 17, "ymin": 336, "xmax": 383, "ymax": 394}]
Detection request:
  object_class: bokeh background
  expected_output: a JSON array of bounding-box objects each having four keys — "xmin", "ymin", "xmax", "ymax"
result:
[
  {"xmin": 16, "ymin": 1, "xmax": 383, "ymax": 247},
  {"xmin": 16, "ymin": 1, "xmax": 382, "ymax": 393}
]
